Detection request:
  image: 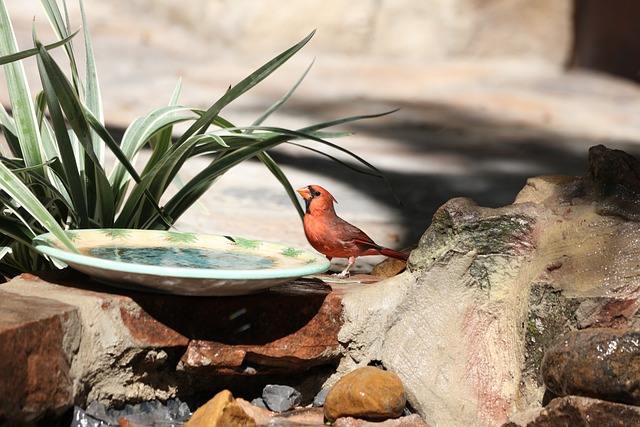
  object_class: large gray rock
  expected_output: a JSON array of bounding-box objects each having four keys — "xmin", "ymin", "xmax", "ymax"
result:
[
  {"xmin": 332, "ymin": 145, "xmax": 640, "ymax": 427},
  {"xmin": 336, "ymin": 198, "xmax": 538, "ymax": 427}
]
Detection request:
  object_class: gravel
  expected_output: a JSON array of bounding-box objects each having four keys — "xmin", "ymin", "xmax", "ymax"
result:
[{"xmin": 71, "ymin": 398, "xmax": 191, "ymax": 427}]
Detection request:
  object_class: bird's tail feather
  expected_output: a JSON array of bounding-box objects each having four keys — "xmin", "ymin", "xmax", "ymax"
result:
[{"xmin": 379, "ymin": 247, "xmax": 409, "ymax": 261}]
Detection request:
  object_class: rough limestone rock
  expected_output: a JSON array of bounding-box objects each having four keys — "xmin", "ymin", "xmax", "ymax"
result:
[
  {"xmin": 184, "ymin": 389, "xmax": 256, "ymax": 427},
  {"xmin": 324, "ymin": 366, "xmax": 406, "ymax": 422},
  {"xmin": 541, "ymin": 328, "xmax": 640, "ymax": 405},
  {"xmin": 335, "ymin": 199, "xmax": 538, "ymax": 427},
  {"xmin": 333, "ymin": 145, "xmax": 640, "ymax": 427}
]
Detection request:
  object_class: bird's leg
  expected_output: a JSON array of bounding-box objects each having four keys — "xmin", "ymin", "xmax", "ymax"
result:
[{"xmin": 334, "ymin": 256, "xmax": 355, "ymax": 279}]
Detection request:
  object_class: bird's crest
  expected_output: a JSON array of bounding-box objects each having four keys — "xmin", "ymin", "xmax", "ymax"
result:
[{"xmin": 308, "ymin": 185, "xmax": 337, "ymax": 204}]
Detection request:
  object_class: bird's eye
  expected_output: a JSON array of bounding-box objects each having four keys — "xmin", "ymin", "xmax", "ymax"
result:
[{"xmin": 313, "ymin": 190, "xmax": 321, "ymax": 197}]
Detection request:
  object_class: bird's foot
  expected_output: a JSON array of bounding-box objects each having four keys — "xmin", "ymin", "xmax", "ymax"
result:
[{"xmin": 332, "ymin": 270, "xmax": 351, "ymax": 279}]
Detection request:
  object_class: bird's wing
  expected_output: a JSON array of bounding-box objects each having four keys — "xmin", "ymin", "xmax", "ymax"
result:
[{"xmin": 351, "ymin": 232, "xmax": 382, "ymax": 252}]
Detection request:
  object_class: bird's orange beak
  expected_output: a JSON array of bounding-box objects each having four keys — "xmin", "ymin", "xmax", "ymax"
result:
[{"xmin": 296, "ymin": 186, "xmax": 311, "ymax": 200}]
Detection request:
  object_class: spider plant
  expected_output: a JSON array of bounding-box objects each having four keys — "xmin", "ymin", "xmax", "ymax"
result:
[{"xmin": 0, "ymin": 0, "xmax": 393, "ymax": 277}]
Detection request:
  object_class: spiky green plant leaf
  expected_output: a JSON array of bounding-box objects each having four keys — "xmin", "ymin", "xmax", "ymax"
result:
[
  {"xmin": 0, "ymin": 161, "xmax": 78, "ymax": 253},
  {"xmin": 0, "ymin": 1, "xmax": 396, "ymax": 277}
]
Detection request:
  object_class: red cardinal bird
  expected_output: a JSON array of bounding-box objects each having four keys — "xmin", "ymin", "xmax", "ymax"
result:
[{"xmin": 297, "ymin": 185, "xmax": 409, "ymax": 278}]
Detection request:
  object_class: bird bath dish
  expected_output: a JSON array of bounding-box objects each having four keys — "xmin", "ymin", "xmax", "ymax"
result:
[{"xmin": 33, "ymin": 229, "xmax": 330, "ymax": 296}]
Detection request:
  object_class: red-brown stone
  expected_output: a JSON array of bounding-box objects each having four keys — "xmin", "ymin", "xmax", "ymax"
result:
[
  {"xmin": 0, "ymin": 272, "xmax": 346, "ymax": 416},
  {"xmin": 0, "ymin": 290, "xmax": 79, "ymax": 423},
  {"xmin": 578, "ymin": 297, "xmax": 639, "ymax": 329},
  {"xmin": 6, "ymin": 273, "xmax": 344, "ymax": 376},
  {"xmin": 542, "ymin": 328, "xmax": 640, "ymax": 405},
  {"xmin": 503, "ymin": 395, "xmax": 640, "ymax": 426},
  {"xmin": 119, "ymin": 303, "xmax": 189, "ymax": 347},
  {"xmin": 115, "ymin": 277, "xmax": 344, "ymax": 375},
  {"xmin": 179, "ymin": 279, "xmax": 343, "ymax": 374}
]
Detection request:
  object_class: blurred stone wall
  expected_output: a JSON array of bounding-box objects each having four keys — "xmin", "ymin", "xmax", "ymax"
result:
[
  {"xmin": 123, "ymin": 0, "xmax": 574, "ymax": 65},
  {"xmin": 572, "ymin": 0, "xmax": 640, "ymax": 83}
]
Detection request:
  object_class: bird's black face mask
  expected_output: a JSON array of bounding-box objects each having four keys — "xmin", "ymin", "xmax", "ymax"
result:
[{"xmin": 304, "ymin": 185, "xmax": 321, "ymax": 214}]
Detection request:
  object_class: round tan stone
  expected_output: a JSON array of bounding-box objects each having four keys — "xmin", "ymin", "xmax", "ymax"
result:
[{"xmin": 324, "ymin": 366, "xmax": 406, "ymax": 422}]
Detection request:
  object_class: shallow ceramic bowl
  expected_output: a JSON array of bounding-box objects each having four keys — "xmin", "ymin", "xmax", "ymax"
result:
[{"xmin": 33, "ymin": 229, "xmax": 330, "ymax": 296}]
